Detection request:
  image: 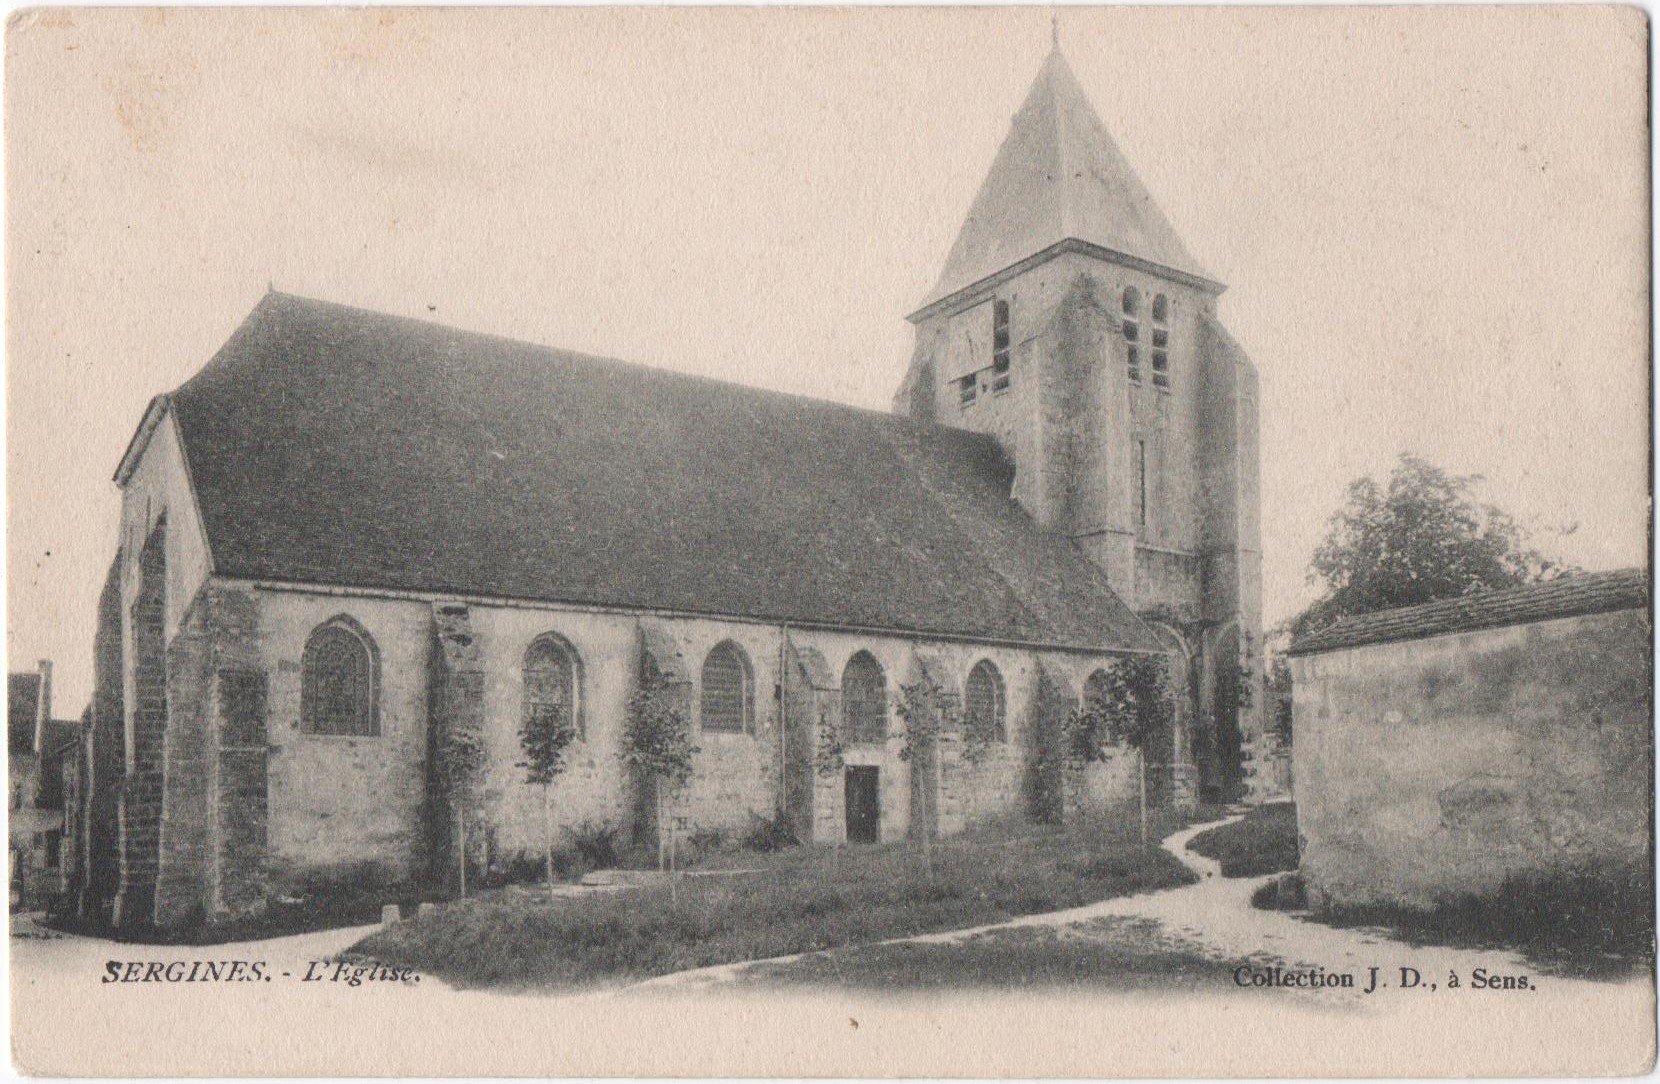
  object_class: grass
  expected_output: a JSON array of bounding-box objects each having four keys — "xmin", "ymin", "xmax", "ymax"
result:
[
  {"xmin": 1303, "ymin": 866, "xmax": 1656, "ymax": 981},
  {"xmin": 348, "ymin": 816, "xmax": 1198, "ymax": 990},
  {"xmin": 46, "ymin": 878, "xmax": 428, "ymax": 946},
  {"xmin": 725, "ymin": 917, "xmax": 1268, "ymax": 992},
  {"xmin": 1185, "ymin": 802, "xmax": 1299, "ymax": 878}
]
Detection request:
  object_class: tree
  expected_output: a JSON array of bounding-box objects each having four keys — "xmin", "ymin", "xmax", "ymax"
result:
[
  {"xmin": 517, "ymin": 701, "xmax": 578, "ymax": 902},
  {"xmin": 1066, "ymin": 655, "xmax": 1173, "ymax": 843},
  {"xmin": 1297, "ymin": 453, "xmax": 1567, "ymax": 637},
  {"xmin": 895, "ymin": 674, "xmax": 963, "ymax": 879},
  {"xmin": 620, "ymin": 670, "xmax": 698, "ymax": 898}
]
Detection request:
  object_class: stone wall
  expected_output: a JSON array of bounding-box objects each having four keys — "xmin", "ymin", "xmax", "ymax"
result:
[
  {"xmin": 259, "ymin": 592, "xmax": 431, "ymax": 891},
  {"xmin": 76, "ymin": 555, "xmax": 126, "ymax": 923},
  {"xmin": 897, "ymin": 247, "xmax": 1263, "ymax": 809},
  {"xmin": 236, "ymin": 587, "xmax": 1149, "ymax": 879},
  {"xmin": 1292, "ymin": 608, "xmax": 1652, "ymax": 910},
  {"xmin": 143, "ymin": 584, "xmax": 269, "ymax": 927},
  {"xmin": 108, "ymin": 575, "xmax": 1160, "ymax": 921},
  {"xmin": 113, "ymin": 519, "xmax": 167, "ymax": 931}
]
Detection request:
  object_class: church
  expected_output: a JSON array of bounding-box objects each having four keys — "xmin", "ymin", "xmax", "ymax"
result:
[{"xmin": 67, "ymin": 45, "xmax": 1263, "ymax": 933}]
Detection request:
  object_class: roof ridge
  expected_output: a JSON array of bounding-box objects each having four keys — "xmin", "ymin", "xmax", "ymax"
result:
[
  {"xmin": 1292, "ymin": 568, "xmax": 1650, "ymax": 656},
  {"xmin": 1051, "ymin": 52, "xmax": 1073, "ymax": 243},
  {"xmin": 243, "ymin": 290, "xmax": 996, "ymax": 448}
]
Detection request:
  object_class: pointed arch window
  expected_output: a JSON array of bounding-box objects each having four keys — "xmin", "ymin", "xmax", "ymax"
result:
[
  {"xmin": 524, "ymin": 633, "xmax": 583, "ymax": 740},
  {"xmin": 842, "ymin": 651, "xmax": 888, "ymax": 744},
  {"xmin": 965, "ymin": 660, "xmax": 1007, "ymax": 743},
  {"xmin": 1122, "ymin": 287, "xmax": 1142, "ymax": 383},
  {"xmin": 302, "ymin": 618, "xmax": 379, "ymax": 736},
  {"xmin": 701, "ymin": 641, "xmax": 753, "ymax": 733}
]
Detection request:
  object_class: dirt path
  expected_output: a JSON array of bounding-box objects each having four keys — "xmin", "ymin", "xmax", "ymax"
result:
[{"xmin": 633, "ymin": 812, "xmax": 1575, "ymax": 996}]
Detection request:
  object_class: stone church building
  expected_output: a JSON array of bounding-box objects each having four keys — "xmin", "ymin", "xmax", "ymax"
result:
[{"xmin": 68, "ymin": 46, "xmax": 1263, "ymax": 932}]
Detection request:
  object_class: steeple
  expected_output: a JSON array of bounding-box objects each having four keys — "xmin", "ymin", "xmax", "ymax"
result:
[{"xmin": 914, "ymin": 43, "xmax": 1216, "ymax": 316}]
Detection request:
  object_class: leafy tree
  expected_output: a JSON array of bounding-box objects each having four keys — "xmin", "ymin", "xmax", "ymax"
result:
[
  {"xmin": 1065, "ymin": 654, "xmax": 1174, "ymax": 843},
  {"xmin": 517, "ymin": 701, "xmax": 578, "ymax": 901},
  {"xmin": 620, "ymin": 670, "xmax": 699, "ymax": 894},
  {"xmin": 1297, "ymin": 453, "xmax": 1566, "ymax": 637},
  {"xmin": 895, "ymin": 674, "xmax": 963, "ymax": 879}
]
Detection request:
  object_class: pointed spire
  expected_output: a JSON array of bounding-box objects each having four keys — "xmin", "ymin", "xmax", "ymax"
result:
[
  {"xmin": 1051, "ymin": 13, "xmax": 1060, "ymax": 52},
  {"xmin": 914, "ymin": 44, "xmax": 1218, "ymax": 314}
]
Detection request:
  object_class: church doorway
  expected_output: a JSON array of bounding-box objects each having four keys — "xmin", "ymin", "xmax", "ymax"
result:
[{"xmin": 844, "ymin": 767, "xmax": 880, "ymax": 843}]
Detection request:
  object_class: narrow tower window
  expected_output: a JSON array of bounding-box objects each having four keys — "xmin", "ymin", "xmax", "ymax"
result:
[
  {"xmin": 1122, "ymin": 288, "xmax": 1141, "ymax": 383},
  {"xmin": 991, "ymin": 299, "xmax": 1011, "ymax": 391},
  {"xmin": 1151, "ymin": 293, "xmax": 1170, "ymax": 389},
  {"xmin": 1135, "ymin": 438, "xmax": 1148, "ymax": 529}
]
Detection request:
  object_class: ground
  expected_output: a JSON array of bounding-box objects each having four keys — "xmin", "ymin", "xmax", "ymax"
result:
[
  {"xmin": 1185, "ymin": 800, "xmax": 1299, "ymax": 877},
  {"xmin": 347, "ymin": 814, "xmax": 1200, "ymax": 989},
  {"xmin": 12, "ymin": 812, "xmax": 1655, "ymax": 1076}
]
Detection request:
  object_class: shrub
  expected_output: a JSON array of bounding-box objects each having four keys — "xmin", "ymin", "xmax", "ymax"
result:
[
  {"xmin": 1248, "ymin": 872, "xmax": 1306, "ymax": 911},
  {"xmin": 742, "ymin": 811, "xmax": 799, "ymax": 853},
  {"xmin": 684, "ymin": 825, "xmax": 729, "ymax": 864},
  {"xmin": 566, "ymin": 820, "xmax": 621, "ymax": 870},
  {"xmin": 482, "ymin": 852, "xmax": 546, "ymax": 889}
]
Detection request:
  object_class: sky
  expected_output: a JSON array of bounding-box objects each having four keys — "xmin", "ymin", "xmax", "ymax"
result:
[{"xmin": 7, "ymin": 7, "xmax": 1650, "ymax": 714}]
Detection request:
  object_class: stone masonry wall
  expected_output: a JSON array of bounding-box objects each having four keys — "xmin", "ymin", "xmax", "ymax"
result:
[
  {"xmin": 899, "ymin": 248, "xmax": 1263, "ymax": 814},
  {"xmin": 113, "ymin": 520, "xmax": 167, "ymax": 931},
  {"xmin": 150, "ymin": 583, "xmax": 268, "ymax": 928},
  {"xmin": 214, "ymin": 665, "xmax": 269, "ymax": 914},
  {"xmin": 1293, "ymin": 608, "xmax": 1652, "ymax": 911},
  {"xmin": 152, "ymin": 588, "xmax": 217, "ymax": 927},
  {"xmin": 260, "ymin": 592, "xmax": 430, "ymax": 892},
  {"xmin": 211, "ymin": 585, "xmax": 1156, "ymax": 904},
  {"xmin": 78, "ymin": 555, "xmax": 126, "ymax": 923}
]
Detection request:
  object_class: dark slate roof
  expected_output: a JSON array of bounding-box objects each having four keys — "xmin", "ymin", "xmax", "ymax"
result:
[
  {"xmin": 163, "ymin": 292, "xmax": 1157, "ymax": 653},
  {"xmin": 919, "ymin": 48, "xmax": 1215, "ymax": 312},
  {"xmin": 1290, "ymin": 568, "xmax": 1651, "ymax": 656},
  {"xmin": 8, "ymin": 673, "xmax": 40, "ymax": 756}
]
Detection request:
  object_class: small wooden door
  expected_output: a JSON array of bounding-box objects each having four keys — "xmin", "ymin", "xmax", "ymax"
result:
[{"xmin": 845, "ymin": 767, "xmax": 880, "ymax": 843}]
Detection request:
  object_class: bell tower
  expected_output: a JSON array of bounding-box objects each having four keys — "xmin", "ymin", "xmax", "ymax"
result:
[{"xmin": 894, "ymin": 41, "xmax": 1268, "ymax": 803}]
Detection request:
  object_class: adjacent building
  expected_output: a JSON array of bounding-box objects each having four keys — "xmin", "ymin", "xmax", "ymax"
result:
[
  {"xmin": 8, "ymin": 661, "xmax": 80, "ymax": 911},
  {"xmin": 1290, "ymin": 568, "xmax": 1651, "ymax": 912}
]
